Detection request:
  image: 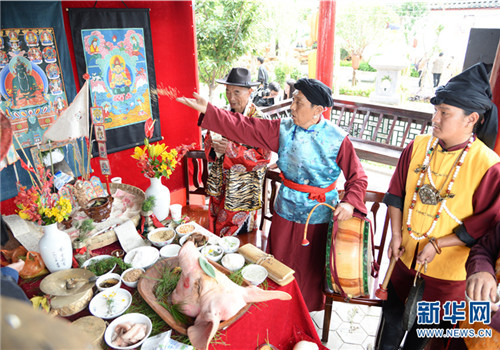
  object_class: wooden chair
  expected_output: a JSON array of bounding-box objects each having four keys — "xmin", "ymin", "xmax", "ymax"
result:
[
  {"xmin": 258, "ymin": 168, "xmax": 282, "ymax": 232},
  {"xmin": 182, "ymin": 150, "xmax": 210, "ymax": 229},
  {"xmin": 321, "ymin": 190, "xmax": 390, "ymax": 343}
]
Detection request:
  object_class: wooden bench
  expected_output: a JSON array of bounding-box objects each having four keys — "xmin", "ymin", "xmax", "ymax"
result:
[{"xmin": 261, "ymin": 98, "xmax": 433, "ymax": 166}]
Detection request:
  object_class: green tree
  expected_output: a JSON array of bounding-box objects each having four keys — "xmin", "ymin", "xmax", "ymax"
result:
[
  {"xmin": 195, "ymin": 0, "xmax": 263, "ymax": 101},
  {"xmin": 336, "ymin": 4, "xmax": 397, "ymax": 86},
  {"xmin": 395, "ymin": 2, "xmax": 428, "ymax": 46}
]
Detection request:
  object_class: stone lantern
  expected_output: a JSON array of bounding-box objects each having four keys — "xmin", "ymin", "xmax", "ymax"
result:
[{"xmin": 369, "ymin": 55, "xmax": 407, "ymax": 105}]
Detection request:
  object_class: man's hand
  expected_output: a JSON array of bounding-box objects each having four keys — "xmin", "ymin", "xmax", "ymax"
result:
[
  {"xmin": 176, "ymin": 92, "xmax": 208, "ymax": 114},
  {"xmin": 212, "ymin": 138, "xmax": 229, "ymax": 155},
  {"xmin": 416, "ymin": 242, "xmax": 437, "ymax": 265},
  {"xmin": 467, "ymin": 271, "xmax": 499, "ymax": 311},
  {"xmin": 388, "ymin": 234, "xmax": 404, "ymax": 260},
  {"xmin": 333, "ymin": 202, "xmax": 354, "ymax": 221},
  {"xmin": 8, "ymin": 260, "xmax": 25, "ymax": 273}
]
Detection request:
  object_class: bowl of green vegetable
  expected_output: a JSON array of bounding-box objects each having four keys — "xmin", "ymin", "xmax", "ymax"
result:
[{"xmin": 82, "ymin": 255, "xmax": 118, "ymax": 276}]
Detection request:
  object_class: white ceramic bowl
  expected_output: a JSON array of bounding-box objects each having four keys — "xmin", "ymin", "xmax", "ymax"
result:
[
  {"xmin": 81, "ymin": 255, "xmax": 116, "ymax": 276},
  {"xmin": 104, "ymin": 312, "xmax": 152, "ymax": 349},
  {"xmin": 120, "ymin": 268, "xmax": 145, "ymax": 288},
  {"xmin": 179, "ymin": 231, "xmax": 210, "ymax": 248},
  {"xmin": 96, "ymin": 272, "xmax": 122, "ymax": 292},
  {"xmin": 175, "ymin": 223, "xmax": 196, "ymax": 237},
  {"xmin": 241, "ymin": 264, "xmax": 268, "ymax": 285},
  {"xmin": 219, "ymin": 236, "xmax": 240, "ymax": 253},
  {"xmin": 147, "ymin": 228, "xmax": 176, "ymax": 247},
  {"xmin": 159, "ymin": 244, "xmax": 181, "ymax": 258},
  {"xmin": 89, "ymin": 288, "xmax": 132, "ymax": 320},
  {"xmin": 124, "ymin": 246, "xmax": 160, "ymax": 270},
  {"xmin": 201, "ymin": 245, "xmax": 224, "ymax": 262},
  {"xmin": 221, "ymin": 253, "xmax": 245, "ymax": 272}
]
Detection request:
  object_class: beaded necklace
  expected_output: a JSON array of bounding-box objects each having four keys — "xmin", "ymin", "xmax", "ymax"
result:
[{"xmin": 407, "ymin": 135, "xmax": 474, "ymax": 241}]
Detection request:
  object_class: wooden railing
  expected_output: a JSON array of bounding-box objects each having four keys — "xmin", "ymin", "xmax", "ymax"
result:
[{"xmin": 261, "ymin": 98, "xmax": 433, "ymax": 166}]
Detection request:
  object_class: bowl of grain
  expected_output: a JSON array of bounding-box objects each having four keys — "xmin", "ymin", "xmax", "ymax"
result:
[
  {"xmin": 175, "ymin": 223, "xmax": 196, "ymax": 237},
  {"xmin": 147, "ymin": 228, "xmax": 175, "ymax": 247},
  {"xmin": 121, "ymin": 268, "xmax": 145, "ymax": 288}
]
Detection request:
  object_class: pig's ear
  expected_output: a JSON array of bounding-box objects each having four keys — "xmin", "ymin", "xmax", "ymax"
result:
[
  {"xmin": 187, "ymin": 312, "xmax": 220, "ymax": 350},
  {"xmin": 244, "ymin": 286, "xmax": 292, "ymax": 303}
]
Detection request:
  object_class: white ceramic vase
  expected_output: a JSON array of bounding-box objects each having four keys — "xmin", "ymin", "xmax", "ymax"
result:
[
  {"xmin": 39, "ymin": 223, "xmax": 73, "ymax": 273},
  {"xmin": 145, "ymin": 176, "xmax": 170, "ymax": 221}
]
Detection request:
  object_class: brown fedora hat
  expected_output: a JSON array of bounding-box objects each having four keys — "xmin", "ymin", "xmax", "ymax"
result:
[{"xmin": 216, "ymin": 67, "xmax": 260, "ymax": 87}]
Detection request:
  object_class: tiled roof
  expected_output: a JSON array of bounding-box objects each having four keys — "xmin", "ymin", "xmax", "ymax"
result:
[{"xmin": 429, "ymin": 0, "xmax": 500, "ymax": 10}]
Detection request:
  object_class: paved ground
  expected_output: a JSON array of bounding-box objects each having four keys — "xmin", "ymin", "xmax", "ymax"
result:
[{"xmin": 313, "ymin": 164, "xmax": 394, "ymax": 349}]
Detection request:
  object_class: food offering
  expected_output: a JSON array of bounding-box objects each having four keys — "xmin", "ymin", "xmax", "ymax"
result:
[
  {"xmin": 179, "ymin": 231, "xmax": 209, "ymax": 248},
  {"xmin": 89, "ymin": 289, "xmax": 132, "ymax": 320},
  {"xmin": 121, "ymin": 268, "xmax": 145, "ymax": 288},
  {"xmin": 137, "ymin": 241, "xmax": 291, "ymax": 350},
  {"xmin": 242, "ymin": 264, "xmax": 268, "ymax": 286},
  {"xmin": 159, "ymin": 244, "xmax": 181, "ymax": 258},
  {"xmin": 219, "ymin": 236, "xmax": 240, "ymax": 253},
  {"xmin": 201, "ymin": 245, "xmax": 223, "ymax": 262},
  {"xmin": 175, "ymin": 223, "xmax": 195, "ymax": 237},
  {"xmin": 96, "ymin": 272, "xmax": 122, "ymax": 292},
  {"xmin": 81, "ymin": 255, "xmax": 131, "ymax": 276},
  {"xmin": 104, "ymin": 313, "xmax": 152, "ymax": 349},
  {"xmin": 124, "ymin": 246, "xmax": 160, "ymax": 270},
  {"xmin": 221, "ymin": 253, "xmax": 245, "ymax": 272},
  {"xmin": 147, "ymin": 228, "xmax": 175, "ymax": 247}
]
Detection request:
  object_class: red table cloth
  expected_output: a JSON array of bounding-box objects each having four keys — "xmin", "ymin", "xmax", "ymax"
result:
[{"xmin": 18, "ymin": 242, "xmax": 327, "ymax": 350}]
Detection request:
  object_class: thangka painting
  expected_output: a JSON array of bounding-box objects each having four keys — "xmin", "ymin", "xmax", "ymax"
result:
[
  {"xmin": 68, "ymin": 8, "xmax": 161, "ymax": 155},
  {"xmin": 0, "ymin": 28, "xmax": 69, "ymax": 148}
]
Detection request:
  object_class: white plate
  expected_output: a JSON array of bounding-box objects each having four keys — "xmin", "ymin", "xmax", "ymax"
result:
[
  {"xmin": 81, "ymin": 255, "xmax": 116, "ymax": 276},
  {"xmin": 89, "ymin": 288, "xmax": 132, "ymax": 320},
  {"xmin": 124, "ymin": 246, "xmax": 159, "ymax": 270},
  {"xmin": 159, "ymin": 244, "xmax": 181, "ymax": 258},
  {"xmin": 175, "ymin": 223, "xmax": 196, "ymax": 237},
  {"xmin": 221, "ymin": 253, "xmax": 245, "ymax": 272},
  {"xmin": 104, "ymin": 313, "xmax": 152, "ymax": 349},
  {"xmin": 242, "ymin": 264, "xmax": 268, "ymax": 285}
]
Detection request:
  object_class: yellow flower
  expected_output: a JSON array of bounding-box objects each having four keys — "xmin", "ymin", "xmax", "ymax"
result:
[
  {"xmin": 131, "ymin": 146, "xmax": 146, "ymax": 160},
  {"xmin": 160, "ymin": 164, "xmax": 168, "ymax": 172},
  {"xmin": 152, "ymin": 144, "xmax": 166, "ymax": 158},
  {"xmin": 167, "ymin": 169, "xmax": 172, "ymax": 176},
  {"xmin": 19, "ymin": 211, "xmax": 30, "ymax": 220}
]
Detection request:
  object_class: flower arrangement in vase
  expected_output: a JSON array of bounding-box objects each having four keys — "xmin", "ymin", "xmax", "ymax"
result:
[
  {"xmin": 14, "ymin": 163, "xmax": 72, "ymax": 225},
  {"xmin": 131, "ymin": 118, "xmax": 196, "ymax": 221},
  {"xmin": 14, "ymin": 162, "xmax": 73, "ymax": 272}
]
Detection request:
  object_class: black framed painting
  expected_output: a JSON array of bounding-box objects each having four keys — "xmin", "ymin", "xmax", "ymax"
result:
[{"xmin": 68, "ymin": 8, "xmax": 161, "ymax": 156}]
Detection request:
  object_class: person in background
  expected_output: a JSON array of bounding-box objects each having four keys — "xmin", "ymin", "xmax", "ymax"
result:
[
  {"xmin": 177, "ymin": 78, "xmax": 368, "ymax": 311},
  {"xmin": 378, "ymin": 62, "xmax": 500, "ymax": 350},
  {"xmin": 257, "ymin": 57, "xmax": 269, "ymax": 89},
  {"xmin": 284, "ymin": 79, "xmax": 296, "ymax": 100},
  {"xmin": 1, "ymin": 260, "xmax": 29, "ymax": 302},
  {"xmin": 465, "ymin": 221, "xmax": 500, "ymax": 332},
  {"xmin": 431, "ymin": 52, "xmax": 445, "ymax": 88},
  {"xmin": 254, "ymin": 82, "xmax": 280, "ymax": 107},
  {"xmin": 203, "ymin": 67, "xmax": 271, "ymax": 237}
]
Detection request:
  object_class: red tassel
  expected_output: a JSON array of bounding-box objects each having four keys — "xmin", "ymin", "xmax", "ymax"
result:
[{"xmin": 301, "ymin": 239, "xmax": 310, "ymax": 246}]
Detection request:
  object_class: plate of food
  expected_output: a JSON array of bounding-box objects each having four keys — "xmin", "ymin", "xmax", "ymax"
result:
[
  {"xmin": 81, "ymin": 255, "xmax": 117, "ymax": 276},
  {"xmin": 89, "ymin": 288, "xmax": 132, "ymax": 320},
  {"xmin": 179, "ymin": 231, "xmax": 209, "ymax": 248},
  {"xmin": 124, "ymin": 246, "xmax": 159, "ymax": 270},
  {"xmin": 104, "ymin": 313, "xmax": 152, "ymax": 349}
]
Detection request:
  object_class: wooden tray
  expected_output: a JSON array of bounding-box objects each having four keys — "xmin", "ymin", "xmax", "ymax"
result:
[
  {"xmin": 137, "ymin": 258, "xmax": 251, "ymax": 335},
  {"xmin": 86, "ymin": 183, "xmax": 145, "ymax": 250}
]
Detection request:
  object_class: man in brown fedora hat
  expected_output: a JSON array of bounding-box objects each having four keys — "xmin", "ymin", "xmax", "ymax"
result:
[{"xmin": 204, "ymin": 67, "xmax": 271, "ymax": 237}]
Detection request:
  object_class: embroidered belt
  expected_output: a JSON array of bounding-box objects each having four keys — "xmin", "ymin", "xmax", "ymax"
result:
[{"xmin": 279, "ymin": 172, "xmax": 336, "ymax": 203}]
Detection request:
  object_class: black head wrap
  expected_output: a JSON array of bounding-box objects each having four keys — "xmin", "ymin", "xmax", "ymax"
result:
[
  {"xmin": 294, "ymin": 78, "xmax": 334, "ymax": 107},
  {"xmin": 430, "ymin": 62, "xmax": 498, "ymax": 149}
]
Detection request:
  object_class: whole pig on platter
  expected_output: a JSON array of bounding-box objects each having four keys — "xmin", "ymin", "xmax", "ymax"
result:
[{"xmin": 171, "ymin": 241, "xmax": 292, "ymax": 350}]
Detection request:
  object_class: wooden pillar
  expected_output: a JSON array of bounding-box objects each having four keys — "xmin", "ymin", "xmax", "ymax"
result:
[
  {"xmin": 491, "ymin": 41, "xmax": 500, "ymax": 156},
  {"xmin": 316, "ymin": 0, "xmax": 336, "ymax": 119}
]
